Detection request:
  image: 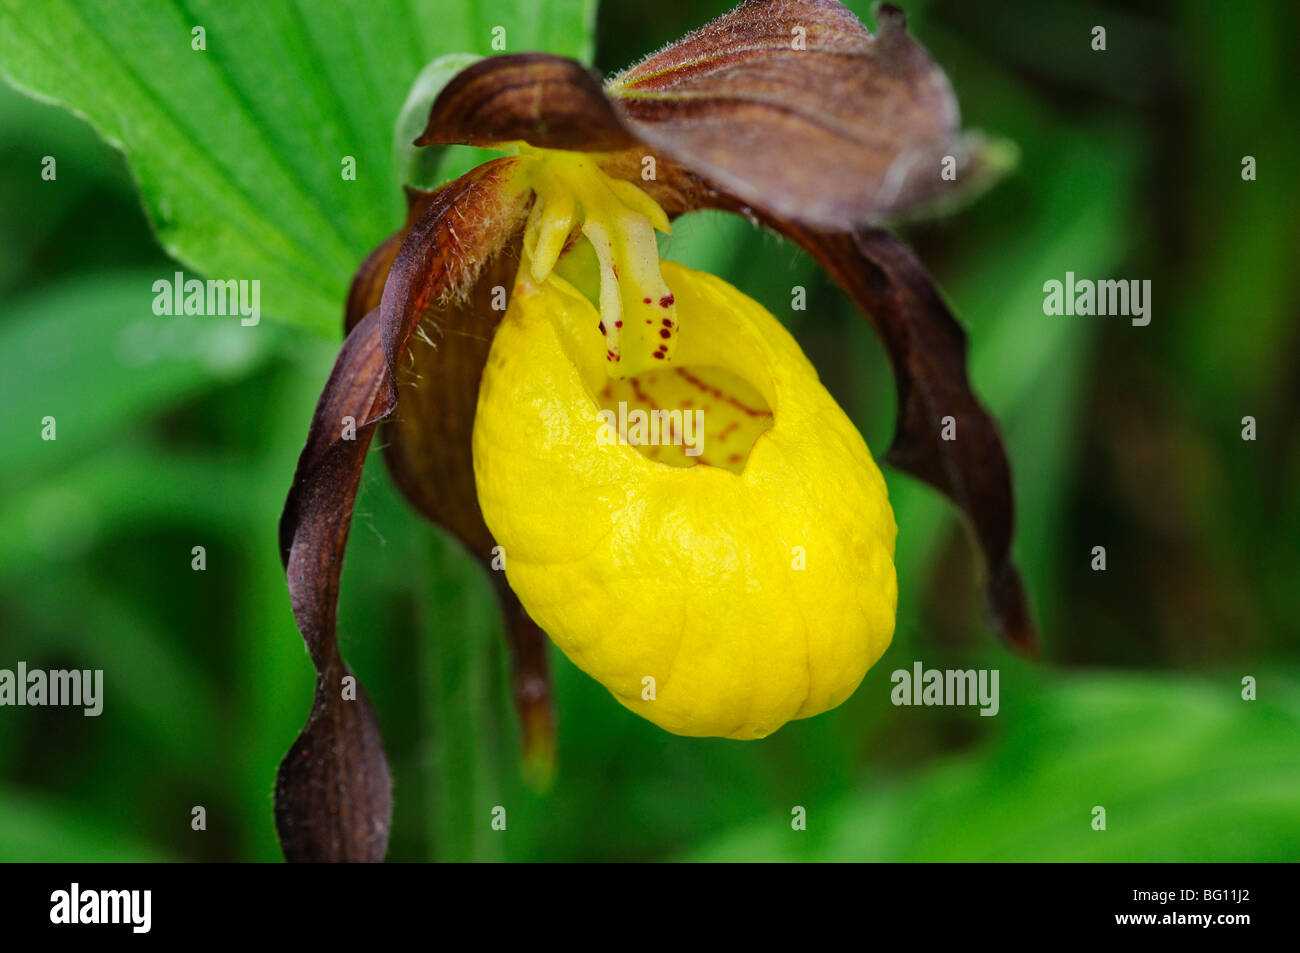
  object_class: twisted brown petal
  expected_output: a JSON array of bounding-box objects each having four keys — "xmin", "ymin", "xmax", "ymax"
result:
[
  {"xmin": 275, "ymin": 306, "xmax": 391, "ymax": 863},
  {"xmin": 376, "ymin": 228, "xmax": 557, "ymax": 785},
  {"xmin": 276, "ymin": 158, "xmax": 532, "ymax": 862},
  {"xmin": 352, "ymin": 177, "xmax": 558, "ymax": 788},
  {"xmin": 344, "ymin": 186, "xmax": 443, "ymax": 330},
  {"xmin": 752, "ymin": 216, "xmax": 1036, "ymax": 651}
]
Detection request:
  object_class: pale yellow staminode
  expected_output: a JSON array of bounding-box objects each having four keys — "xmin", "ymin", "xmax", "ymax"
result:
[
  {"xmin": 473, "ymin": 153, "xmax": 897, "ymax": 738},
  {"xmin": 518, "ymin": 146, "xmax": 675, "ymax": 377}
]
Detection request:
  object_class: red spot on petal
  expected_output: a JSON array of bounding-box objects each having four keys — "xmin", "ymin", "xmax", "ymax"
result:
[
  {"xmin": 642, "ymin": 297, "xmax": 651, "ymax": 304},
  {"xmin": 612, "ymin": 264, "xmax": 619, "ymax": 279},
  {"xmin": 652, "ymin": 351, "xmax": 665, "ymax": 359},
  {"xmin": 614, "ymin": 320, "xmax": 623, "ymax": 328},
  {"xmin": 662, "ymin": 318, "xmax": 673, "ymax": 327},
  {"xmin": 659, "ymin": 329, "xmax": 671, "ymax": 339},
  {"xmin": 598, "ymin": 321, "xmax": 606, "ymax": 334},
  {"xmin": 659, "ymin": 294, "xmax": 674, "ymax": 308}
]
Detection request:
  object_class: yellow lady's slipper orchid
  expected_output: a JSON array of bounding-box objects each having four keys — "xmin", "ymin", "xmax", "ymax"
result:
[
  {"xmin": 474, "ymin": 154, "xmax": 897, "ymax": 737},
  {"xmin": 274, "ymin": 0, "xmax": 1030, "ymax": 861}
]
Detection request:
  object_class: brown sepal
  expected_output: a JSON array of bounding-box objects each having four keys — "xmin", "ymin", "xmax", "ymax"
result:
[
  {"xmin": 757, "ymin": 214, "xmax": 1037, "ymax": 652},
  {"xmin": 275, "ymin": 158, "xmax": 533, "ymax": 862},
  {"xmin": 275, "ymin": 306, "xmax": 392, "ymax": 862},
  {"xmin": 608, "ymin": 1, "xmax": 978, "ymax": 230},
  {"xmin": 419, "ymin": 52, "xmax": 639, "ymax": 153},
  {"xmin": 419, "ymin": 3, "xmax": 985, "ymax": 231},
  {"xmin": 349, "ymin": 175, "xmax": 558, "ymax": 787}
]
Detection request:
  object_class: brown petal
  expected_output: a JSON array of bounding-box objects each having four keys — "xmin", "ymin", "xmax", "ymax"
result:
[
  {"xmin": 756, "ymin": 214, "xmax": 1037, "ymax": 651},
  {"xmin": 276, "ymin": 158, "xmax": 532, "ymax": 862},
  {"xmin": 607, "ymin": 1, "xmax": 987, "ymax": 230},
  {"xmin": 344, "ymin": 186, "xmax": 443, "ymax": 332},
  {"xmin": 379, "ymin": 243, "xmax": 558, "ymax": 783},
  {"xmin": 417, "ymin": 53, "xmax": 722, "ymax": 219},
  {"xmin": 369, "ymin": 168, "xmax": 558, "ymax": 785},
  {"xmin": 276, "ymin": 306, "xmax": 392, "ymax": 863},
  {"xmin": 350, "ymin": 178, "xmax": 560, "ymax": 787}
]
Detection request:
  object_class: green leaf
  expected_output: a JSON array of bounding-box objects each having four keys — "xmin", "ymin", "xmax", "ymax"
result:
[
  {"xmin": 0, "ymin": 446, "xmax": 263, "ymax": 575},
  {"xmin": 0, "ymin": 0, "xmax": 597, "ymax": 336},
  {"xmin": 0, "ymin": 270, "xmax": 279, "ymax": 487},
  {"xmin": 0, "ymin": 788, "xmax": 175, "ymax": 861},
  {"xmin": 5, "ymin": 566, "xmax": 224, "ymax": 774},
  {"xmin": 684, "ymin": 673, "xmax": 1300, "ymax": 861},
  {"xmin": 419, "ymin": 532, "xmax": 509, "ymax": 862},
  {"xmin": 394, "ymin": 53, "xmax": 484, "ymax": 190}
]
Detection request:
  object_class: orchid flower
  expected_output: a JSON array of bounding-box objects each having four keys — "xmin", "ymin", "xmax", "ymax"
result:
[{"xmin": 276, "ymin": 0, "xmax": 1032, "ymax": 862}]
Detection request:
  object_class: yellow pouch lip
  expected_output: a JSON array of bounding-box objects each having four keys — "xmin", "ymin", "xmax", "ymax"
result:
[
  {"xmin": 514, "ymin": 258, "xmax": 826, "ymax": 484},
  {"xmin": 475, "ymin": 257, "xmax": 897, "ymax": 740}
]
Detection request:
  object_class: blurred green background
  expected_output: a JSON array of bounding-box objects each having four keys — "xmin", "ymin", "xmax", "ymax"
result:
[{"xmin": 1, "ymin": 0, "xmax": 1297, "ymax": 861}]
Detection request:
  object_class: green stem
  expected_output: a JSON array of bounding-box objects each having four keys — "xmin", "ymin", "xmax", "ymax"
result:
[{"xmin": 418, "ymin": 532, "xmax": 506, "ymax": 861}]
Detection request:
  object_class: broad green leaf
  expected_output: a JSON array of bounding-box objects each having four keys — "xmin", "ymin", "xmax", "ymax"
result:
[{"xmin": 0, "ymin": 0, "xmax": 597, "ymax": 336}]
